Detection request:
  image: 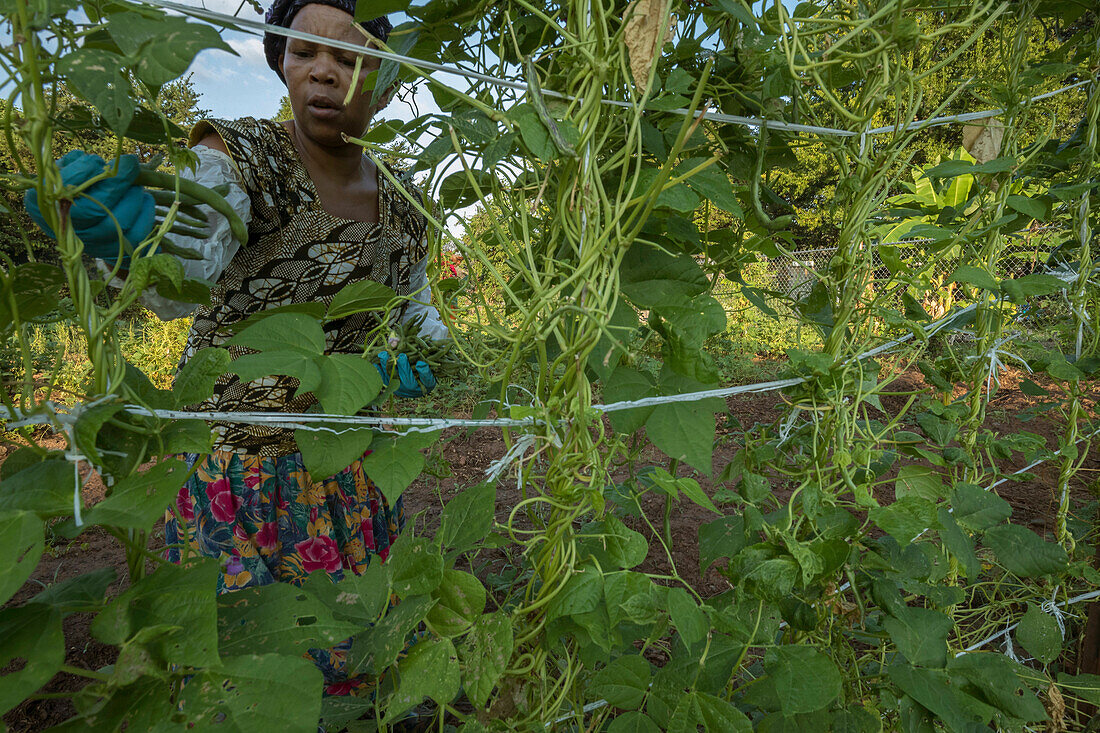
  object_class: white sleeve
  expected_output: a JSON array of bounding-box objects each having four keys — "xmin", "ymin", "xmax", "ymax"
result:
[
  {"xmin": 103, "ymin": 145, "xmax": 252, "ymax": 321},
  {"xmin": 401, "ymin": 256, "xmax": 450, "ymax": 341}
]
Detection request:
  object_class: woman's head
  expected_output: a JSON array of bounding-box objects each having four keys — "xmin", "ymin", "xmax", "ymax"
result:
[{"xmin": 263, "ymin": 0, "xmax": 392, "ymax": 146}]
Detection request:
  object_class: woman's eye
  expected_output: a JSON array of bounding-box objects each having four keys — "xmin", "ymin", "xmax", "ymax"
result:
[{"xmin": 339, "ymin": 57, "xmax": 356, "ymax": 67}]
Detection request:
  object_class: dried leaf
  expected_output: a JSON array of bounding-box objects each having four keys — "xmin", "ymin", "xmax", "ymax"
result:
[
  {"xmin": 962, "ymin": 118, "xmax": 1004, "ymax": 164},
  {"xmin": 1045, "ymin": 680, "xmax": 1065, "ymax": 733},
  {"xmin": 624, "ymin": 0, "xmax": 673, "ymax": 93}
]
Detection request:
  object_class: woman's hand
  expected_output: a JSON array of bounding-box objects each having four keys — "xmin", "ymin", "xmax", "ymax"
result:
[
  {"xmin": 375, "ymin": 351, "xmax": 437, "ymax": 398},
  {"xmin": 24, "ymin": 151, "xmax": 155, "ymax": 265}
]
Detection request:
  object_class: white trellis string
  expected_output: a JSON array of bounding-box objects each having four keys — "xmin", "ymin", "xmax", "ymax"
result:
[
  {"xmin": 140, "ymin": 0, "xmax": 1088, "ymax": 141},
  {"xmin": 959, "ymin": 589, "xmax": 1100, "ymax": 656},
  {"xmin": 1002, "ymin": 621, "xmax": 1023, "ymax": 663}
]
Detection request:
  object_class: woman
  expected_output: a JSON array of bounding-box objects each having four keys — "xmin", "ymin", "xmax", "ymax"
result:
[{"xmin": 30, "ymin": 0, "xmax": 447, "ymax": 704}]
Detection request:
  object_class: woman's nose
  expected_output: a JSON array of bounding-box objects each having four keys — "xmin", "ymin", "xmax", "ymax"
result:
[{"xmin": 308, "ymin": 53, "xmax": 338, "ymax": 85}]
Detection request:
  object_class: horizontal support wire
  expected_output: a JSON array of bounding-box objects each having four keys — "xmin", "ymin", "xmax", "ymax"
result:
[{"xmin": 140, "ymin": 0, "xmax": 1086, "ymax": 140}]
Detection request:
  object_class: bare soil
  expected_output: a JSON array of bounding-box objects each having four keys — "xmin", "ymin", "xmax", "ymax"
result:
[{"xmin": 3, "ymin": 366, "xmax": 1097, "ymax": 731}]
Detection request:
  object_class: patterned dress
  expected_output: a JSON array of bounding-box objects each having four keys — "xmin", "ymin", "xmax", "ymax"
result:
[{"xmin": 163, "ymin": 117, "xmax": 429, "ymax": 696}]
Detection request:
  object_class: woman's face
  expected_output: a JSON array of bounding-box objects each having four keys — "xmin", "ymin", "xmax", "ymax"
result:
[{"xmin": 279, "ymin": 4, "xmax": 387, "ymax": 148}]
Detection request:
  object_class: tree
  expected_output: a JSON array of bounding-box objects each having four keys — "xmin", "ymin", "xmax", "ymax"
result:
[{"xmin": 275, "ymin": 94, "xmax": 294, "ymax": 122}]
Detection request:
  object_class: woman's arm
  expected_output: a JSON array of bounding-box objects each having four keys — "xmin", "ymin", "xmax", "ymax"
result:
[
  {"xmin": 401, "ymin": 256, "xmax": 450, "ymax": 340},
  {"xmin": 114, "ymin": 142, "xmax": 251, "ymax": 320}
]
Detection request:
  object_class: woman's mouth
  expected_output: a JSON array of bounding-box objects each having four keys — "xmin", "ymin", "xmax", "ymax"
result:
[{"xmin": 306, "ymin": 95, "xmax": 343, "ymax": 119}]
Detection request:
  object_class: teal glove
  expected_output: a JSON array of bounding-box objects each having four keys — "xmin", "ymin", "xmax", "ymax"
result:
[
  {"xmin": 24, "ymin": 151, "xmax": 155, "ymax": 266},
  {"xmin": 376, "ymin": 351, "xmax": 437, "ymax": 398}
]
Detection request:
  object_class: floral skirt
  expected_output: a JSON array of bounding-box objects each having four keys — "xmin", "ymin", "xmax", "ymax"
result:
[{"xmin": 164, "ymin": 449, "xmax": 404, "ymax": 696}]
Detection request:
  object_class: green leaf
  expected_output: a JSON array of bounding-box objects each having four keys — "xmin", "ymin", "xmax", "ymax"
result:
[
  {"xmin": 72, "ymin": 458, "xmax": 188, "ymax": 530},
  {"xmin": 350, "ymin": 595, "xmax": 435, "ymax": 675},
  {"xmin": 547, "ymin": 566, "xmax": 603, "ymax": 622},
  {"xmin": 949, "ymin": 653, "xmax": 1046, "ymax": 722},
  {"xmin": 439, "ymin": 482, "xmax": 495, "ymax": 553},
  {"xmin": 389, "ymin": 536, "xmax": 444, "ymax": 599},
  {"xmin": 108, "ymin": 12, "xmax": 235, "ymax": 89},
  {"xmin": 228, "ymin": 351, "xmax": 322, "ymax": 394},
  {"xmin": 227, "ymin": 313, "xmax": 326, "ymax": 356},
  {"xmin": 621, "ymin": 242, "xmax": 709, "ymax": 309},
  {"xmin": 1015, "ymin": 603, "xmax": 1061, "ymax": 664},
  {"xmin": 1001, "ymin": 273, "xmax": 1066, "ymax": 302},
  {"xmin": 295, "ymin": 426, "xmax": 374, "ymax": 481},
  {"xmin": 588, "ymin": 295, "xmax": 640, "ymax": 382},
  {"xmin": 648, "ymin": 468, "xmax": 720, "ymax": 513},
  {"xmin": 888, "ymin": 664, "xmax": 995, "ymax": 729},
  {"xmin": 224, "ymin": 302, "xmax": 327, "ymax": 334},
  {"xmin": 217, "ymin": 582, "xmax": 362, "ymax": 657},
  {"xmin": 1006, "ymin": 194, "xmax": 1048, "ymax": 221},
  {"xmin": 937, "ymin": 507, "xmax": 979, "ymax": 580},
  {"xmin": 93, "ymin": 559, "xmax": 220, "ymax": 667},
  {"xmin": 73, "ymin": 402, "xmax": 125, "ymax": 465},
  {"xmin": 355, "ymin": 0, "xmax": 412, "ymax": 20},
  {"xmin": 0, "ymin": 459, "xmax": 77, "ymax": 517},
  {"xmin": 325, "ymin": 280, "xmax": 396, "ymax": 320},
  {"xmin": 30, "ymin": 567, "xmax": 116, "ymax": 613},
  {"xmin": 984, "ymin": 524, "xmax": 1068, "ymax": 577},
  {"xmin": 603, "ymin": 366, "xmax": 657, "ymax": 434},
  {"xmin": 607, "ymin": 712, "xmax": 662, "ymax": 733},
  {"xmin": 668, "ymin": 587, "xmax": 709, "ymax": 648},
  {"xmin": 883, "ymin": 606, "xmax": 953, "ymax": 668},
  {"xmin": 387, "ymin": 637, "xmax": 461, "ymax": 721},
  {"xmin": 894, "ymin": 466, "xmax": 944, "ymax": 501},
  {"xmin": 160, "ymin": 419, "xmax": 215, "ymax": 455},
  {"xmin": 180, "ymin": 653, "xmax": 322, "ymax": 733},
  {"xmin": 0, "ymin": 510, "xmax": 44, "ymax": 605},
  {"xmin": 699, "ymin": 514, "xmax": 748, "ymax": 573},
  {"xmin": 591, "ymin": 655, "xmax": 651, "ymax": 711},
  {"xmin": 459, "ymin": 611, "xmax": 513, "ymax": 709},
  {"xmin": 868, "ymin": 497, "xmax": 938, "ymax": 545},
  {"xmin": 951, "ymin": 483, "xmax": 1011, "ymax": 531},
  {"xmin": 1057, "ymin": 672, "xmax": 1100, "ymax": 705},
  {"xmin": 511, "ymin": 103, "xmax": 556, "ymax": 162},
  {"xmin": 362, "ymin": 431, "xmax": 440, "ymax": 505},
  {"xmin": 59, "ymin": 48, "xmax": 134, "ymax": 132},
  {"xmin": 313, "ymin": 353, "xmax": 383, "ymax": 414},
  {"xmin": 681, "ymin": 159, "xmax": 742, "ymax": 216},
  {"xmin": 0, "ymin": 605, "xmax": 64, "ymax": 716},
  {"xmin": 174, "ymin": 347, "xmax": 231, "ymax": 407},
  {"xmin": 426, "ymin": 569, "xmax": 486, "ymax": 637},
  {"xmin": 303, "ymin": 563, "xmax": 390, "ymax": 626},
  {"xmin": 646, "ymin": 400, "xmax": 718, "ymax": 476},
  {"xmin": 765, "ymin": 646, "xmax": 842, "ymax": 715},
  {"xmin": 949, "ymin": 264, "xmax": 999, "ymax": 293}
]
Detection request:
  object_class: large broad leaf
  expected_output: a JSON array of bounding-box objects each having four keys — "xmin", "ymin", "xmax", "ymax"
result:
[
  {"xmin": 764, "ymin": 646, "xmax": 842, "ymax": 715},
  {"xmin": 636, "ymin": 167, "xmax": 701, "ymax": 212},
  {"xmin": 868, "ymin": 497, "xmax": 938, "ymax": 545},
  {"xmin": 68, "ymin": 458, "xmax": 188, "ymax": 531},
  {"xmin": 302, "ymin": 562, "xmax": 390, "ymax": 626},
  {"xmin": 325, "ymin": 280, "xmax": 396, "ymax": 320},
  {"xmin": 295, "ymin": 426, "xmax": 374, "ymax": 481},
  {"xmin": 951, "ymin": 483, "xmax": 1012, "ymax": 531},
  {"xmin": 349, "ymin": 595, "xmax": 435, "ymax": 675},
  {"xmin": 602, "ymin": 366, "xmax": 658, "ymax": 434},
  {"xmin": 217, "ymin": 582, "xmax": 362, "ymax": 657},
  {"xmin": 621, "ymin": 242, "xmax": 709, "ymax": 309},
  {"xmin": 31, "ymin": 567, "xmax": 116, "ymax": 613},
  {"xmin": 588, "ymin": 296, "xmax": 640, "ymax": 382},
  {"xmin": 425, "ymin": 569, "xmax": 485, "ymax": 637},
  {"xmin": 883, "ymin": 606, "xmax": 953, "ymax": 668},
  {"xmin": 0, "ymin": 459, "xmax": 76, "ymax": 517},
  {"xmin": 646, "ymin": 400, "xmax": 718, "ymax": 476},
  {"xmin": 179, "ymin": 653, "xmax": 322, "ymax": 733},
  {"xmin": 608, "ymin": 712, "xmax": 662, "ymax": 733},
  {"xmin": 948, "ymin": 653, "xmax": 1046, "ymax": 722},
  {"xmin": 313, "ymin": 353, "xmax": 383, "ymax": 414},
  {"xmin": 699, "ymin": 514, "xmax": 749, "ymax": 573},
  {"xmin": 937, "ymin": 507, "xmax": 979, "ymax": 580},
  {"xmin": 0, "ymin": 605, "xmax": 65, "ymax": 716},
  {"xmin": 459, "ymin": 611, "xmax": 513, "ymax": 709},
  {"xmin": 92, "ymin": 559, "xmax": 221, "ymax": 667},
  {"xmin": 362, "ymin": 431, "xmax": 440, "ymax": 505},
  {"xmin": 174, "ymin": 347, "xmax": 231, "ymax": 407},
  {"xmin": 388, "ymin": 536, "xmax": 444, "ymax": 599},
  {"xmin": 668, "ymin": 691, "xmax": 752, "ymax": 732},
  {"xmin": 228, "ymin": 352, "xmax": 322, "ymax": 394},
  {"xmin": 58, "ymin": 48, "xmax": 134, "ymax": 132},
  {"xmin": 667, "ymin": 587, "xmax": 709, "ymax": 648},
  {"xmin": 1015, "ymin": 604, "xmax": 1061, "ymax": 665},
  {"xmin": 984, "ymin": 524, "xmax": 1068, "ymax": 577},
  {"xmin": 680, "ymin": 158, "xmax": 742, "ymax": 216},
  {"xmin": 107, "ymin": 12, "xmax": 235, "ymax": 90},
  {"xmin": 73, "ymin": 402, "xmax": 125, "ymax": 465},
  {"xmin": 591, "ymin": 655, "xmax": 651, "ymax": 711},
  {"xmin": 386, "ymin": 637, "xmax": 461, "ymax": 722},
  {"xmin": 227, "ymin": 313, "xmax": 326, "ymax": 356},
  {"xmin": 546, "ymin": 566, "xmax": 604, "ymax": 623},
  {"xmin": 438, "ymin": 482, "xmax": 495, "ymax": 554},
  {"xmin": 0, "ymin": 510, "xmax": 44, "ymax": 605},
  {"xmin": 888, "ymin": 664, "xmax": 996, "ymax": 730}
]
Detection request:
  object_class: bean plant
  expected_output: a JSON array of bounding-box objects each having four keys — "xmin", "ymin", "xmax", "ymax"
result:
[{"xmin": 2, "ymin": 0, "xmax": 1100, "ymax": 730}]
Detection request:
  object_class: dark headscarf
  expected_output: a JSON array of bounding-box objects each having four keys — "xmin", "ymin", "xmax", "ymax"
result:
[{"xmin": 263, "ymin": 0, "xmax": 392, "ymax": 82}]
